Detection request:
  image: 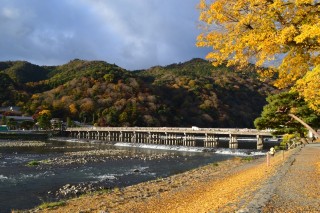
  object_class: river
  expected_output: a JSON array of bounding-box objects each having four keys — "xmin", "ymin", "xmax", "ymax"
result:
[{"xmin": 0, "ymin": 139, "xmax": 272, "ymax": 212}]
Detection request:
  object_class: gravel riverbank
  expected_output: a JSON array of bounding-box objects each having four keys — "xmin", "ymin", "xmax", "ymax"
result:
[
  {"xmin": 38, "ymin": 149, "xmax": 181, "ymax": 167},
  {"xmin": 21, "ymin": 146, "xmax": 299, "ymax": 213},
  {"xmin": 17, "ymin": 143, "xmax": 320, "ymax": 213}
]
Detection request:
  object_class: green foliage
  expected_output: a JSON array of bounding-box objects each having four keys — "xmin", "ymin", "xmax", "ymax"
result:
[
  {"xmin": 27, "ymin": 160, "xmax": 40, "ymax": 166},
  {"xmin": 1, "ymin": 115, "xmax": 7, "ymax": 125},
  {"xmin": 254, "ymin": 92, "xmax": 320, "ymax": 136},
  {"xmin": 211, "ymin": 162, "xmax": 219, "ymax": 167},
  {"xmin": 20, "ymin": 120, "xmax": 35, "ymax": 130},
  {"xmin": 37, "ymin": 114, "xmax": 52, "ymax": 130},
  {"xmin": 274, "ymin": 146, "xmax": 280, "ymax": 151},
  {"xmin": 282, "ymin": 134, "xmax": 297, "ymax": 143},
  {"xmin": 103, "ymin": 73, "xmax": 115, "ymax": 82},
  {"xmin": 279, "ymin": 141, "xmax": 287, "ymax": 150},
  {"xmin": 46, "ymin": 59, "xmax": 129, "ymax": 88},
  {"xmin": 6, "ymin": 119, "xmax": 17, "ymax": 130},
  {"xmin": 66, "ymin": 117, "xmax": 73, "ymax": 127},
  {"xmin": 0, "ymin": 61, "xmax": 50, "ymax": 83},
  {"xmin": 241, "ymin": 156, "xmax": 254, "ymax": 162},
  {"xmin": 0, "ymin": 73, "xmax": 22, "ymax": 107}
]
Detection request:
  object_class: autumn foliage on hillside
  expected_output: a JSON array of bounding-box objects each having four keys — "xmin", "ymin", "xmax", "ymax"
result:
[{"xmin": 0, "ymin": 59, "xmax": 276, "ymax": 127}]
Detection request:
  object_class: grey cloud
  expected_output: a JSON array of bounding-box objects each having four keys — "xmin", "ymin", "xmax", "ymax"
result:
[{"xmin": 0, "ymin": 0, "xmax": 209, "ymax": 70}]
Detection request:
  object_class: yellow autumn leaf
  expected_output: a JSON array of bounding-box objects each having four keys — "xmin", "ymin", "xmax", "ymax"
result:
[
  {"xmin": 293, "ymin": 65, "xmax": 320, "ymax": 113},
  {"xmin": 197, "ymin": 0, "xmax": 320, "ymax": 101}
]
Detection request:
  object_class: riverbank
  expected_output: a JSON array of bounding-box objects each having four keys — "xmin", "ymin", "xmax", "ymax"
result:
[
  {"xmin": 0, "ymin": 132, "xmax": 49, "ymax": 140},
  {"xmin": 0, "ymin": 140, "xmax": 46, "ymax": 147},
  {"xmin": 23, "ymin": 147, "xmax": 300, "ymax": 213}
]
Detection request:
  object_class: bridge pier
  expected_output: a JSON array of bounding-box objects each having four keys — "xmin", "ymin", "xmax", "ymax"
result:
[
  {"xmin": 136, "ymin": 132, "xmax": 139, "ymax": 143},
  {"xmin": 229, "ymin": 134, "xmax": 238, "ymax": 149},
  {"xmin": 257, "ymin": 135, "xmax": 263, "ymax": 150},
  {"xmin": 204, "ymin": 134, "xmax": 218, "ymax": 148},
  {"xmin": 131, "ymin": 132, "xmax": 136, "ymax": 143},
  {"xmin": 80, "ymin": 131, "xmax": 83, "ymax": 139},
  {"xmin": 183, "ymin": 134, "xmax": 195, "ymax": 147},
  {"xmin": 107, "ymin": 131, "xmax": 110, "ymax": 142},
  {"xmin": 96, "ymin": 131, "xmax": 100, "ymax": 140},
  {"xmin": 86, "ymin": 131, "xmax": 90, "ymax": 139},
  {"xmin": 151, "ymin": 133, "xmax": 158, "ymax": 144}
]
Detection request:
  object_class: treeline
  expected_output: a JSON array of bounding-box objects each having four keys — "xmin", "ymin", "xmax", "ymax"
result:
[{"xmin": 0, "ymin": 58, "xmax": 277, "ymax": 128}]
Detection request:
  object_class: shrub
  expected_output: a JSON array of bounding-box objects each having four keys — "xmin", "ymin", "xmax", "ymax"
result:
[
  {"xmin": 242, "ymin": 156, "xmax": 254, "ymax": 162},
  {"xmin": 27, "ymin": 160, "xmax": 40, "ymax": 166}
]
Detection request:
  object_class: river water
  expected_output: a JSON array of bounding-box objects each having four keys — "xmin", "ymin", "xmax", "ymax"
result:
[{"xmin": 0, "ymin": 139, "xmax": 272, "ymax": 212}]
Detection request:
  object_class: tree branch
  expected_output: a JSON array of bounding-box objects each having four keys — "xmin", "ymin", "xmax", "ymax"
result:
[{"xmin": 288, "ymin": 113, "xmax": 320, "ymax": 139}]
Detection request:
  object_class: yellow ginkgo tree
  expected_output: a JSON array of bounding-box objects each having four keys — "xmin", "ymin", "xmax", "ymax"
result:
[
  {"xmin": 197, "ymin": 0, "xmax": 320, "ymax": 113},
  {"xmin": 294, "ymin": 65, "xmax": 320, "ymax": 113}
]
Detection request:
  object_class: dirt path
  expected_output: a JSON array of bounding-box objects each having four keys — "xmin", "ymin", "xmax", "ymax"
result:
[
  {"xmin": 263, "ymin": 143, "xmax": 320, "ymax": 212},
  {"xmin": 123, "ymin": 149, "xmax": 296, "ymax": 213},
  {"xmin": 23, "ymin": 147, "xmax": 300, "ymax": 213}
]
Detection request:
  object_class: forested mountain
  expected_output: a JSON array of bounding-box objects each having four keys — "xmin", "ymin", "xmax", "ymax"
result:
[
  {"xmin": 136, "ymin": 58, "xmax": 276, "ymax": 127},
  {"xmin": 0, "ymin": 61, "xmax": 50, "ymax": 83},
  {"xmin": 0, "ymin": 58, "xmax": 277, "ymax": 128}
]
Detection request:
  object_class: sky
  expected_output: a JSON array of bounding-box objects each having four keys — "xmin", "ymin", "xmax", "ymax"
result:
[{"xmin": 0, "ymin": 0, "xmax": 210, "ymax": 70}]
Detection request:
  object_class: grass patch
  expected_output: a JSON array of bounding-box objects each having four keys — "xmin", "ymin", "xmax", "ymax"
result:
[
  {"xmin": 113, "ymin": 187, "xmax": 121, "ymax": 193},
  {"xmin": 211, "ymin": 162, "xmax": 219, "ymax": 167},
  {"xmin": 38, "ymin": 201, "xmax": 66, "ymax": 209},
  {"xmin": 26, "ymin": 160, "xmax": 40, "ymax": 166},
  {"xmin": 81, "ymin": 188, "xmax": 112, "ymax": 197},
  {"xmin": 94, "ymin": 188, "xmax": 112, "ymax": 196},
  {"xmin": 241, "ymin": 156, "xmax": 254, "ymax": 162}
]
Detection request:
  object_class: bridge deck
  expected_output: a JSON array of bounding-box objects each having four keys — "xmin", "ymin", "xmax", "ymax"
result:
[
  {"xmin": 66, "ymin": 127, "xmax": 273, "ymax": 136},
  {"xmin": 65, "ymin": 127, "xmax": 275, "ymax": 150}
]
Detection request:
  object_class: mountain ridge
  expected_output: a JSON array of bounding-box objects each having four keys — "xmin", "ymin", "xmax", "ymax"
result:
[{"xmin": 0, "ymin": 58, "xmax": 277, "ymax": 128}]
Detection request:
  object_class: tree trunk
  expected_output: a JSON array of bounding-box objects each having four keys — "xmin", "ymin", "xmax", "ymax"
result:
[{"xmin": 289, "ymin": 113, "xmax": 320, "ymax": 139}]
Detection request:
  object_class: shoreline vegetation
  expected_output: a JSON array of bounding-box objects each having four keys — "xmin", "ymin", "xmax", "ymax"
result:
[
  {"xmin": 20, "ymin": 148, "xmax": 299, "ymax": 213},
  {"xmin": 0, "ymin": 140, "xmax": 47, "ymax": 147}
]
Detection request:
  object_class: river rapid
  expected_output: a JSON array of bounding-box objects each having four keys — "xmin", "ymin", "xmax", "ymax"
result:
[{"xmin": 0, "ymin": 138, "xmax": 271, "ymax": 212}]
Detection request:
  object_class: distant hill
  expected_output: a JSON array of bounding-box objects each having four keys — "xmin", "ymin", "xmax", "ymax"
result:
[
  {"xmin": 45, "ymin": 59, "xmax": 130, "ymax": 87},
  {"xmin": 0, "ymin": 61, "xmax": 50, "ymax": 83},
  {"xmin": 136, "ymin": 58, "xmax": 276, "ymax": 127},
  {"xmin": 0, "ymin": 58, "xmax": 277, "ymax": 127}
]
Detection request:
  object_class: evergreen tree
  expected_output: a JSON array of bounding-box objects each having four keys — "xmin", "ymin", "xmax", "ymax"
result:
[
  {"xmin": 1, "ymin": 115, "xmax": 7, "ymax": 125},
  {"xmin": 254, "ymin": 92, "xmax": 320, "ymax": 138},
  {"xmin": 67, "ymin": 117, "xmax": 72, "ymax": 127},
  {"xmin": 37, "ymin": 114, "xmax": 51, "ymax": 130}
]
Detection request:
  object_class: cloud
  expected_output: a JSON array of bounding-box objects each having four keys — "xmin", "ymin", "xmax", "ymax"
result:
[{"xmin": 0, "ymin": 0, "xmax": 209, "ymax": 70}]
